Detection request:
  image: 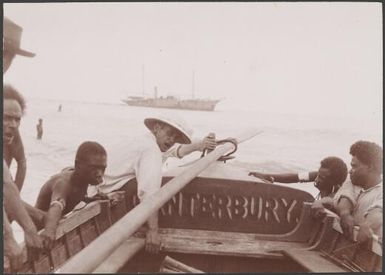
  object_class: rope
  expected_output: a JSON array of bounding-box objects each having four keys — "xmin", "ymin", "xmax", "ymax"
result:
[{"xmin": 200, "ymin": 138, "xmax": 238, "ymax": 160}]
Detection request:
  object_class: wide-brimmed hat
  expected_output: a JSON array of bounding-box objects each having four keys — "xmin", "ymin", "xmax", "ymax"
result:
[
  {"xmin": 144, "ymin": 115, "xmax": 192, "ymax": 144},
  {"xmin": 3, "ymin": 17, "xmax": 35, "ymax": 57}
]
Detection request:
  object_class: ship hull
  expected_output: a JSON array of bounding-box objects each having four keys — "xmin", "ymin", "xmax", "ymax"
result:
[{"xmin": 122, "ymin": 98, "xmax": 220, "ymax": 111}]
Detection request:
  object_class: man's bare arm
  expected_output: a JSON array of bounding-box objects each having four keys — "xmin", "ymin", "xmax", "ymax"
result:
[
  {"xmin": 3, "ymin": 166, "xmax": 37, "ymax": 235},
  {"xmin": 14, "ymin": 158, "xmax": 26, "ymax": 191},
  {"xmin": 41, "ymin": 204, "xmax": 62, "ymax": 249},
  {"xmin": 3, "ymin": 209, "xmax": 23, "ymax": 270},
  {"xmin": 3, "ymin": 163, "xmax": 43, "ymax": 258},
  {"xmin": 40, "ymin": 178, "xmax": 68, "ymax": 249},
  {"xmin": 12, "ymin": 133, "xmax": 27, "ymax": 191},
  {"xmin": 249, "ymin": 171, "xmax": 318, "ymax": 183},
  {"xmin": 336, "ymin": 197, "xmax": 355, "ymax": 239}
]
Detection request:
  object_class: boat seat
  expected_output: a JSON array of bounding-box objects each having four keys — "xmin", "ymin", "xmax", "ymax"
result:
[
  {"xmin": 93, "ymin": 228, "xmax": 312, "ymax": 273},
  {"xmin": 158, "ymin": 228, "xmax": 308, "ymax": 259},
  {"xmin": 282, "ymin": 248, "xmax": 347, "ymax": 272}
]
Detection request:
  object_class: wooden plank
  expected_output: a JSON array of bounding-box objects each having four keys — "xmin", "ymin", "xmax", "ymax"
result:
[
  {"xmin": 109, "ymin": 199, "xmax": 127, "ymax": 223},
  {"xmin": 33, "ymin": 254, "xmax": 52, "ymax": 273},
  {"xmin": 79, "ymin": 220, "xmax": 99, "ymax": 246},
  {"xmin": 55, "ymin": 201, "xmax": 101, "ymax": 239},
  {"xmin": 94, "ymin": 200, "xmax": 112, "ymax": 233},
  {"xmin": 158, "ymin": 228, "xmax": 308, "ymax": 244},
  {"xmin": 156, "ymin": 176, "xmax": 313, "ymax": 235},
  {"xmin": 158, "ymin": 229, "xmax": 307, "ymax": 259},
  {"xmin": 50, "ymin": 239, "xmax": 68, "ymax": 269},
  {"xmin": 92, "ymin": 237, "xmax": 145, "ymax": 273},
  {"xmin": 282, "ymin": 249, "xmax": 347, "ymax": 272},
  {"xmin": 65, "ymin": 229, "xmax": 83, "ymax": 257}
]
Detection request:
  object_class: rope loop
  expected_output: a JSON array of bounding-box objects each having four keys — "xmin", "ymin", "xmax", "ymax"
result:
[{"xmin": 200, "ymin": 138, "xmax": 238, "ymax": 161}]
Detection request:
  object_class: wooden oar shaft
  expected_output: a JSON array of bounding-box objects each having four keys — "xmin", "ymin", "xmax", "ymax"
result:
[
  {"xmin": 93, "ymin": 237, "xmax": 145, "ymax": 273},
  {"xmin": 57, "ymin": 129, "xmax": 260, "ymax": 273},
  {"xmin": 163, "ymin": 256, "xmax": 204, "ymax": 273}
]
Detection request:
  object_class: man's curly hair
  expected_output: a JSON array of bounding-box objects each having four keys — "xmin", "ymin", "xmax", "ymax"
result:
[
  {"xmin": 320, "ymin": 156, "xmax": 348, "ymax": 187},
  {"xmin": 3, "ymin": 84, "xmax": 26, "ymax": 114},
  {"xmin": 350, "ymin": 140, "xmax": 383, "ymax": 174}
]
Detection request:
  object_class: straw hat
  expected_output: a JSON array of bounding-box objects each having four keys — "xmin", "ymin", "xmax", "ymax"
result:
[
  {"xmin": 144, "ymin": 115, "xmax": 192, "ymax": 144},
  {"xmin": 3, "ymin": 17, "xmax": 35, "ymax": 57}
]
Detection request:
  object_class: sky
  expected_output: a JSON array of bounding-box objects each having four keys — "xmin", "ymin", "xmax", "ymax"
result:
[{"xmin": 3, "ymin": 2, "xmax": 383, "ymax": 120}]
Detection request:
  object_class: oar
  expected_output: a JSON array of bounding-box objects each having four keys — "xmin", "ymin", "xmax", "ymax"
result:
[{"xmin": 56, "ymin": 128, "xmax": 262, "ymax": 273}]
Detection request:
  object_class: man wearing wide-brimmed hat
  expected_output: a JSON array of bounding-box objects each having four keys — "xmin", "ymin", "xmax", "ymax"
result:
[
  {"xmin": 88, "ymin": 114, "xmax": 216, "ymax": 255},
  {"xmin": 3, "ymin": 16, "xmax": 35, "ymax": 73}
]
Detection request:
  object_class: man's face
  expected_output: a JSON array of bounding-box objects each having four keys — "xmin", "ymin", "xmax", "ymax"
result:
[
  {"xmin": 314, "ymin": 167, "xmax": 333, "ymax": 192},
  {"xmin": 78, "ymin": 154, "xmax": 107, "ymax": 185},
  {"xmin": 154, "ymin": 124, "xmax": 180, "ymax": 152},
  {"xmin": 349, "ymin": 156, "xmax": 371, "ymax": 187},
  {"xmin": 3, "ymin": 99, "xmax": 22, "ymax": 145},
  {"xmin": 3, "ymin": 49, "xmax": 15, "ymax": 73}
]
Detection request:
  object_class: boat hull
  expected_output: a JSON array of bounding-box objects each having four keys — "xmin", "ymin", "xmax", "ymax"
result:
[
  {"xmin": 7, "ymin": 163, "xmax": 382, "ymax": 273},
  {"xmin": 122, "ymin": 98, "xmax": 220, "ymax": 111}
]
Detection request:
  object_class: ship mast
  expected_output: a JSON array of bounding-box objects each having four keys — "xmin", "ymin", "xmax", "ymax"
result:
[
  {"xmin": 191, "ymin": 70, "xmax": 195, "ymax": 99},
  {"xmin": 141, "ymin": 65, "xmax": 145, "ymax": 96}
]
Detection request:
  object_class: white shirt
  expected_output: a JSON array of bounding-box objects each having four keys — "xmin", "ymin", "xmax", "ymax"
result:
[{"xmin": 88, "ymin": 133, "xmax": 182, "ymax": 201}]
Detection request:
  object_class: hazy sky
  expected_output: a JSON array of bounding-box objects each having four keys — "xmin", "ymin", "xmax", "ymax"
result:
[{"xmin": 4, "ymin": 2, "xmax": 382, "ymax": 119}]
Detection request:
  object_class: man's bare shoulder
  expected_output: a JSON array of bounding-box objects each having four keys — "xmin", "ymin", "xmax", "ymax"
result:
[{"xmin": 45, "ymin": 170, "xmax": 73, "ymax": 188}]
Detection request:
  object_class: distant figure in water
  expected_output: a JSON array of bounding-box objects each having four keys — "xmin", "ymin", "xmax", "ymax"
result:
[
  {"xmin": 36, "ymin": 118, "xmax": 43, "ymax": 140},
  {"xmin": 58, "ymin": 104, "xmax": 62, "ymax": 112}
]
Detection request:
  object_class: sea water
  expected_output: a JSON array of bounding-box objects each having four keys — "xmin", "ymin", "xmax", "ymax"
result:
[{"xmin": 10, "ymin": 98, "xmax": 382, "ymax": 241}]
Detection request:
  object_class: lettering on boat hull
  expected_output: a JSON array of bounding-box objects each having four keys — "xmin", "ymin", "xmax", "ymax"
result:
[{"xmin": 122, "ymin": 177, "xmax": 314, "ymax": 234}]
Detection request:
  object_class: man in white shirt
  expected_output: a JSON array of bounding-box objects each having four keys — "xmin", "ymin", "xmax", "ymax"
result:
[
  {"xmin": 89, "ymin": 115, "xmax": 216, "ymax": 253},
  {"xmin": 333, "ymin": 141, "xmax": 383, "ymax": 243}
]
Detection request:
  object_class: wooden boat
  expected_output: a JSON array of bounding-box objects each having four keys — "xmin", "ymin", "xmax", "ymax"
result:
[{"xmin": 6, "ymin": 161, "xmax": 382, "ymax": 273}]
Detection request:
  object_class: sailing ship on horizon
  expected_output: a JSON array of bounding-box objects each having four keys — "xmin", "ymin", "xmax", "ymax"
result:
[{"xmin": 122, "ymin": 70, "xmax": 221, "ymax": 111}]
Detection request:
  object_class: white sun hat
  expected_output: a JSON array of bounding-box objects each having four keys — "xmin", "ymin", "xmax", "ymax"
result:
[{"xmin": 144, "ymin": 114, "xmax": 193, "ymax": 144}]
